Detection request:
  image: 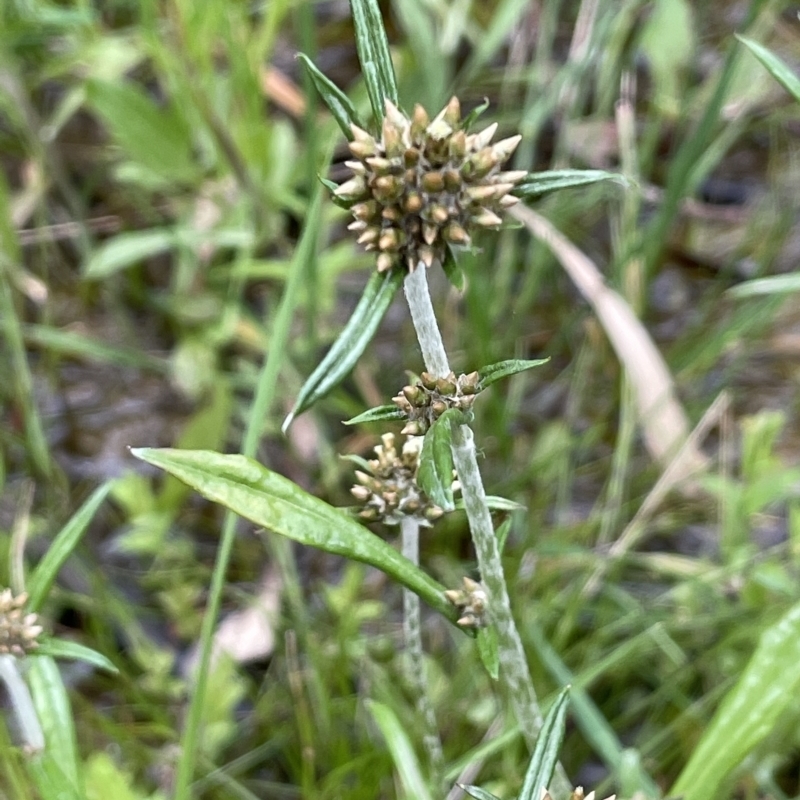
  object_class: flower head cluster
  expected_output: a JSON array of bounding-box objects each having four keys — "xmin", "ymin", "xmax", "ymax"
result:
[
  {"xmin": 351, "ymin": 433, "xmax": 444, "ymax": 526},
  {"xmin": 393, "ymin": 370, "xmax": 480, "ymax": 435},
  {"xmin": 335, "ymin": 97, "xmax": 525, "ymax": 273},
  {"xmin": 543, "ymin": 788, "xmax": 615, "ymax": 800},
  {"xmin": 0, "ymin": 590, "xmax": 43, "ymax": 656},
  {"xmin": 444, "ymin": 576, "xmax": 488, "ymax": 629}
]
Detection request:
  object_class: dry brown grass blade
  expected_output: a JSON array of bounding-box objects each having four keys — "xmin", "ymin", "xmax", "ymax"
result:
[
  {"xmin": 511, "ymin": 204, "xmax": 709, "ymax": 475},
  {"xmin": 260, "ymin": 66, "xmax": 307, "ymax": 118}
]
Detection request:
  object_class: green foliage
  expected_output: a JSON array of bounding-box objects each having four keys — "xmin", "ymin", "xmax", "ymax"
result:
[
  {"xmin": 3, "ymin": 0, "xmax": 800, "ymax": 798},
  {"xmin": 515, "ymin": 170, "xmax": 628, "ymax": 199},
  {"xmin": 417, "ymin": 409, "xmax": 467, "ymax": 511},
  {"xmin": 297, "ymin": 52, "xmax": 364, "ymax": 137},
  {"xmin": 85, "ymin": 79, "xmax": 198, "ymax": 185},
  {"xmin": 27, "ymin": 483, "xmax": 112, "ymax": 612},
  {"xmin": 736, "ymin": 34, "xmax": 800, "ymax": 104},
  {"xmin": 671, "ymin": 601, "xmax": 800, "ymax": 800},
  {"xmin": 367, "ymin": 700, "xmax": 435, "ymax": 800},
  {"xmin": 349, "ymin": 0, "xmax": 399, "ymax": 126},
  {"xmin": 130, "ymin": 447, "xmax": 466, "ymax": 628},
  {"xmin": 283, "ymin": 268, "xmax": 404, "ymax": 430}
]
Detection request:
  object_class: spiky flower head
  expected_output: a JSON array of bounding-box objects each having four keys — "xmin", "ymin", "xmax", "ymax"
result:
[
  {"xmin": 444, "ymin": 576, "xmax": 488, "ymax": 629},
  {"xmin": 335, "ymin": 97, "xmax": 525, "ymax": 274},
  {"xmin": 351, "ymin": 433, "xmax": 446, "ymax": 526},
  {"xmin": 541, "ymin": 788, "xmax": 616, "ymax": 800},
  {"xmin": 0, "ymin": 590, "xmax": 43, "ymax": 656},
  {"xmin": 393, "ymin": 370, "xmax": 480, "ymax": 435}
]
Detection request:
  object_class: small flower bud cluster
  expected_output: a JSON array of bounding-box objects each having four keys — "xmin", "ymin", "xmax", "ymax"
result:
[
  {"xmin": 445, "ymin": 576, "xmax": 488, "ymax": 629},
  {"xmin": 392, "ymin": 370, "xmax": 480, "ymax": 435},
  {"xmin": 0, "ymin": 590, "xmax": 43, "ymax": 656},
  {"xmin": 351, "ymin": 433, "xmax": 444, "ymax": 526},
  {"xmin": 542, "ymin": 788, "xmax": 615, "ymax": 800},
  {"xmin": 335, "ymin": 97, "xmax": 525, "ymax": 274}
]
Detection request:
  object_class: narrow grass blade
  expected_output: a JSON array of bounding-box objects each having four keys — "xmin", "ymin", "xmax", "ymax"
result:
[
  {"xmin": 366, "ymin": 700, "xmax": 434, "ymax": 800},
  {"xmin": 173, "ymin": 172, "xmax": 328, "ymax": 800},
  {"xmin": 344, "ymin": 404, "xmax": 404, "ymax": 425},
  {"xmin": 528, "ymin": 621, "xmax": 660, "ymax": 797},
  {"xmin": 83, "ymin": 229, "xmax": 176, "ymax": 279},
  {"xmin": 349, "ymin": 0, "xmax": 398, "ymax": 126},
  {"xmin": 296, "ymin": 53, "xmax": 363, "ymax": 137},
  {"xmin": 477, "ymin": 358, "xmax": 549, "ymax": 389},
  {"xmin": 736, "ymin": 35, "xmax": 800, "ymax": 103},
  {"xmin": 458, "ymin": 0, "xmax": 530, "ymax": 84},
  {"xmin": 0, "ymin": 274, "xmax": 52, "ymax": 478},
  {"xmin": 130, "ymin": 448, "xmax": 469, "ymax": 630},
  {"xmin": 460, "ymin": 787, "xmax": 502, "ymax": 800},
  {"xmin": 34, "ymin": 640, "xmax": 118, "ymax": 674},
  {"xmin": 516, "ymin": 169, "xmax": 627, "ymax": 199},
  {"xmin": 671, "ymin": 600, "xmax": 800, "ymax": 800},
  {"xmin": 283, "ymin": 268, "xmax": 403, "ymax": 430},
  {"xmin": 641, "ymin": 0, "xmax": 764, "ymax": 274},
  {"xmin": 727, "ymin": 274, "xmax": 800, "ymax": 298},
  {"xmin": 26, "ymin": 483, "xmax": 112, "ymax": 613},
  {"xmin": 518, "ymin": 686, "xmax": 571, "ymax": 800}
]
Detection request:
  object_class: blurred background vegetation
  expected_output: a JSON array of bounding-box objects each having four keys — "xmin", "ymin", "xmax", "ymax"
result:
[{"xmin": 1, "ymin": 0, "xmax": 800, "ymax": 798}]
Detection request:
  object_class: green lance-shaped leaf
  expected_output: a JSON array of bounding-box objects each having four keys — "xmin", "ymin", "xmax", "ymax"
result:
[
  {"xmin": 349, "ymin": 0, "xmax": 399, "ymax": 127},
  {"xmin": 417, "ymin": 408, "xmax": 468, "ymax": 512},
  {"xmin": 518, "ymin": 686, "xmax": 571, "ymax": 800},
  {"xmin": 367, "ymin": 700, "xmax": 434, "ymax": 800},
  {"xmin": 296, "ymin": 53, "xmax": 364, "ymax": 138},
  {"xmin": 130, "ymin": 448, "xmax": 470, "ymax": 632},
  {"xmin": 728, "ymin": 274, "xmax": 800, "ymax": 299},
  {"xmin": 461, "ymin": 98, "xmax": 491, "ymax": 132},
  {"xmin": 34, "ymin": 639, "xmax": 119, "ymax": 674},
  {"xmin": 476, "ymin": 626, "xmax": 499, "ymax": 681},
  {"xmin": 515, "ymin": 169, "xmax": 628, "ymax": 199},
  {"xmin": 736, "ymin": 35, "xmax": 800, "ymax": 104},
  {"xmin": 441, "ymin": 244, "xmax": 465, "ymax": 291},
  {"xmin": 460, "ymin": 787, "xmax": 502, "ymax": 800},
  {"xmin": 83, "ymin": 228, "xmax": 177, "ymax": 279},
  {"xmin": 26, "ymin": 656, "xmax": 82, "ymax": 791},
  {"xmin": 27, "ymin": 482, "xmax": 112, "ymax": 613},
  {"xmin": 283, "ymin": 267, "xmax": 403, "ymax": 431},
  {"xmin": 344, "ymin": 404, "xmax": 405, "ymax": 426},
  {"xmin": 477, "ymin": 358, "xmax": 549, "ymax": 390},
  {"xmin": 671, "ymin": 599, "xmax": 800, "ymax": 800}
]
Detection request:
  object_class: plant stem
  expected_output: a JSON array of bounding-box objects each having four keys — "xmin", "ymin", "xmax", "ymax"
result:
[
  {"xmin": 448, "ymin": 423, "xmax": 543, "ymax": 742},
  {"xmin": 403, "ymin": 265, "xmax": 571, "ymax": 796},
  {"xmin": 174, "ymin": 190, "xmax": 323, "ymax": 800},
  {"xmin": 404, "ymin": 266, "xmax": 450, "ymax": 379},
  {"xmin": 0, "ymin": 656, "xmax": 44, "ymax": 751},
  {"xmin": 401, "ymin": 516, "xmax": 445, "ymax": 790}
]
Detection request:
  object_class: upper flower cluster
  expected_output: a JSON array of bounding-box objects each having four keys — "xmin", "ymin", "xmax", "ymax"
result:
[{"xmin": 335, "ymin": 97, "xmax": 525, "ymax": 274}]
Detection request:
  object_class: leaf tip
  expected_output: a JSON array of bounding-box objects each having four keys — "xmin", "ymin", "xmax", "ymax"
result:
[{"xmin": 281, "ymin": 412, "xmax": 295, "ymax": 435}]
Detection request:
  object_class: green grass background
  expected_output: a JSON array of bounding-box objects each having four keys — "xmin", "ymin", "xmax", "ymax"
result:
[{"xmin": 2, "ymin": 0, "xmax": 800, "ymax": 798}]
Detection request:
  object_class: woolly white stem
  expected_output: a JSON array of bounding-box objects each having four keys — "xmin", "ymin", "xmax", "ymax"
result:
[
  {"xmin": 403, "ymin": 266, "xmax": 571, "ymax": 797},
  {"xmin": 404, "ymin": 265, "xmax": 450, "ymax": 379},
  {"xmin": 449, "ymin": 425, "xmax": 543, "ymax": 739},
  {"xmin": 0, "ymin": 655, "xmax": 44, "ymax": 751},
  {"xmin": 401, "ymin": 516, "xmax": 445, "ymax": 789}
]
